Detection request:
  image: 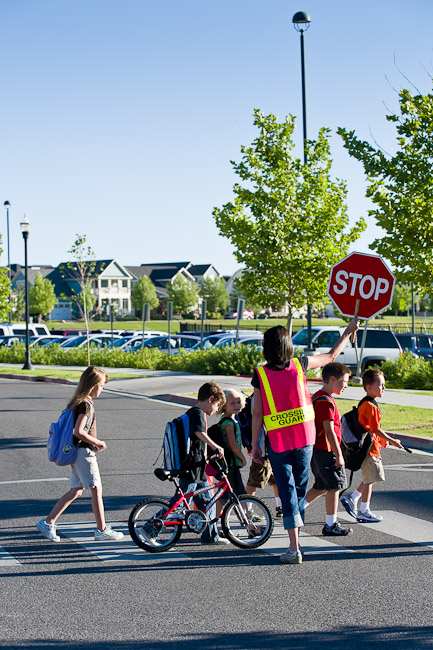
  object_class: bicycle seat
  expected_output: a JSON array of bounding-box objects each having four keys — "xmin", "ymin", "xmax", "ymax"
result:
[{"xmin": 154, "ymin": 468, "xmax": 186, "ymax": 482}]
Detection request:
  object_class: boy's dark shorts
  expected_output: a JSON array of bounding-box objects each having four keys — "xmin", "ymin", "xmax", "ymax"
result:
[
  {"xmin": 247, "ymin": 457, "xmax": 276, "ymax": 489},
  {"xmin": 220, "ymin": 466, "xmax": 246, "ymax": 503},
  {"xmin": 311, "ymin": 448, "xmax": 347, "ymax": 491}
]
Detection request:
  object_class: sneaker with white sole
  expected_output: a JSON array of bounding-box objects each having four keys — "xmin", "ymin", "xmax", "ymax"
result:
[
  {"xmin": 94, "ymin": 526, "xmax": 124, "ymax": 541},
  {"xmin": 280, "ymin": 548, "xmax": 302, "ymax": 564},
  {"xmin": 36, "ymin": 519, "xmax": 60, "ymax": 542},
  {"xmin": 248, "ymin": 510, "xmax": 266, "ymax": 523},
  {"xmin": 340, "ymin": 496, "xmax": 358, "ymax": 519},
  {"xmin": 139, "ymin": 527, "xmax": 160, "ymax": 546},
  {"xmin": 356, "ymin": 510, "xmax": 383, "ymax": 523}
]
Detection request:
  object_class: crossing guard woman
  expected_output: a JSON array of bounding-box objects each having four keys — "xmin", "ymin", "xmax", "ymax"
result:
[{"xmin": 251, "ymin": 318, "xmax": 359, "ymax": 565}]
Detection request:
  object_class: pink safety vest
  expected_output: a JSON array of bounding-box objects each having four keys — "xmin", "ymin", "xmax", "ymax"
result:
[{"xmin": 256, "ymin": 360, "xmax": 316, "ymax": 453}]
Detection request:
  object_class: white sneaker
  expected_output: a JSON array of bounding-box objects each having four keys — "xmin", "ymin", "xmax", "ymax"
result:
[
  {"xmin": 94, "ymin": 526, "xmax": 124, "ymax": 541},
  {"xmin": 280, "ymin": 548, "xmax": 302, "ymax": 564},
  {"xmin": 36, "ymin": 519, "xmax": 60, "ymax": 542},
  {"xmin": 356, "ymin": 510, "xmax": 383, "ymax": 523},
  {"xmin": 139, "ymin": 527, "xmax": 159, "ymax": 546}
]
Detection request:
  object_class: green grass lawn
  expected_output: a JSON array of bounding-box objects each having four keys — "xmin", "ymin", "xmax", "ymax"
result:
[
  {"xmin": 0, "ymin": 367, "xmax": 142, "ymax": 381},
  {"xmin": 45, "ymin": 314, "xmax": 433, "ymax": 335},
  {"xmin": 337, "ymin": 398, "xmax": 433, "ymax": 439}
]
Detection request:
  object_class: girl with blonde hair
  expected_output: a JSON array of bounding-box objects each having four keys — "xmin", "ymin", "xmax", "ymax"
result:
[{"xmin": 36, "ymin": 366, "xmax": 124, "ymax": 542}]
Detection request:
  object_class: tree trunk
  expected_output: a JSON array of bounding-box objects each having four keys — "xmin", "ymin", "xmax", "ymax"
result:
[{"xmin": 285, "ymin": 304, "xmax": 293, "ymax": 337}]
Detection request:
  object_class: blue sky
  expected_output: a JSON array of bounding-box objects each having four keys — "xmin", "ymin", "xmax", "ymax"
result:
[{"xmin": 1, "ymin": 0, "xmax": 433, "ymax": 276}]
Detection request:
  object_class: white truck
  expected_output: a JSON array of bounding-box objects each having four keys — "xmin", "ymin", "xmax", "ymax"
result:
[
  {"xmin": 291, "ymin": 325, "xmax": 402, "ymax": 372},
  {"xmin": 0, "ymin": 323, "xmax": 50, "ymax": 338}
]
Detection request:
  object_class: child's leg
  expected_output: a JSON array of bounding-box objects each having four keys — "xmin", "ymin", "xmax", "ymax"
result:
[
  {"xmin": 359, "ymin": 482, "xmax": 374, "ymax": 512},
  {"xmin": 46, "ymin": 487, "xmax": 84, "ymax": 525},
  {"xmin": 306, "ymin": 487, "xmax": 326, "ymax": 505},
  {"xmin": 91, "ymin": 485, "xmax": 106, "ymax": 532}
]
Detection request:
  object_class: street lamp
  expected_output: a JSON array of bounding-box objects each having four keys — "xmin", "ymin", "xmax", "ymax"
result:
[
  {"xmin": 20, "ymin": 215, "xmax": 32, "ymax": 370},
  {"xmin": 3, "ymin": 201, "xmax": 12, "ymax": 322},
  {"xmin": 292, "ymin": 11, "xmax": 313, "ymax": 349}
]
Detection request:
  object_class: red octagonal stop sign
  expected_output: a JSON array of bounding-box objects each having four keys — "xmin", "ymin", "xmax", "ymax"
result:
[{"xmin": 327, "ymin": 252, "xmax": 396, "ymax": 320}]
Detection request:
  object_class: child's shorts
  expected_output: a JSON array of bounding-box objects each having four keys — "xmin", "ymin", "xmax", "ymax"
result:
[
  {"xmin": 247, "ymin": 457, "xmax": 275, "ymax": 489},
  {"xmin": 70, "ymin": 447, "xmax": 102, "ymax": 490},
  {"xmin": 361, "ymin": 455, "xmax": 385, "ymax": 484},
  {"xmin": 220, "ymin": 466, "xmax": 246, "ymax": 503},
  {"xmin": 311, "ymin": 448, "xmax": 347, "ymax": 491}
]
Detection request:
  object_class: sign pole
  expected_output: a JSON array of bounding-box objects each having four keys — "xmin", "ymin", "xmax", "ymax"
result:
[{"xmin": 356, "ymin": 320, "xmax": 369, "ymax": 378}]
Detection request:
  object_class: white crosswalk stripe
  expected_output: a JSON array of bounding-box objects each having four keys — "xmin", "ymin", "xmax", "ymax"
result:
[
  {"xmin": 56, "ymin": 521, "xmax": 189, "ymax": 561},
  {"xmin": 339, "ymin": 510, "xmax": 433, "ymax": 549},
  {"xmin": 261, "ymin": 519, "xmax": 355, "ymax": 556},
  {"xmin": 0, "ymin": 548, "xmax": 22, "ymax": 567},
  {"xmin": 3, "ymin": 510, "xmax": 433, "ymax": 567}
]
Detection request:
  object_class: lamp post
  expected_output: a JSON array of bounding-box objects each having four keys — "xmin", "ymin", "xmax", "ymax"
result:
[
  {"xmin": 3, "ymin": 201, "xmax": 12, "ymax": 322},
  {"xmin": 292, "ymin": 11, "xmax": 313, "ymax": 350},
  {"xmin": 20, "ymin": 215, "xmax": 32, "ymax": 370}
]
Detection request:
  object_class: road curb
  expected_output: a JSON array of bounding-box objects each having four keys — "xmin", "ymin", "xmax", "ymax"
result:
[{"xmin": 0, "ymin": 373, "xmax": 76, "ymax": 385}]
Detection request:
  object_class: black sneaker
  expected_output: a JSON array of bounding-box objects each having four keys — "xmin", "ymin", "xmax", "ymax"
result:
[
  {"xmin": 275, "ymin": 507, "xmax": 283, "ymax": 519},
  {"xmin": 322, "ymin": 521, "xmax": 353, "ymax": 536}
]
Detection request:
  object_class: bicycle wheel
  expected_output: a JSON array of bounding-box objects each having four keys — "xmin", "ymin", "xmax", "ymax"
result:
[
  {"xmin": 128, "ymin": 498, "xmax": 182, "ymax": 553},
  {"xmin": 221, "ymin": 494, "xmax": 274, "ymax": 549}
]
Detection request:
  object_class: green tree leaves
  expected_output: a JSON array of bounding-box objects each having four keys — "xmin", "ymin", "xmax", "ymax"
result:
[
  {"xmin": 166, "ymin": 276, "xmax": 199, "ymax": 314},
  {"xmin": 199, "ymin": 276, "xmax": 230, "ymax": 315},
  {"xmin": 131, "ymin": 276, "xmax": 159, "ymax": 314},
  {"xmin": 213, "ymin": 110, "xmax": 365, "ymax": 330},
  {"xmin": 29, "ymin": 272, "xmax": 57, "ymax": 319},
  {"xmin": 338, "ymin": 87, "xmax": 433, "ymax": 289}
]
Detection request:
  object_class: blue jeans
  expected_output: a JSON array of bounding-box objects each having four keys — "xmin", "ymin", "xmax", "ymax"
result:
[
  {"xmin": 174, "ymin": 478, "xmax": 220, "ymax": 543},
  {"xmin": 266, "ymin": 440, "xmax": 313, "ymax": 530}
]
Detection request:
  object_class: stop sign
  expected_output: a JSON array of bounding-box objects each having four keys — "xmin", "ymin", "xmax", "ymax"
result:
[{"xmin": 327, "ymin": 252, "xmax": 396, "ymax": 320}]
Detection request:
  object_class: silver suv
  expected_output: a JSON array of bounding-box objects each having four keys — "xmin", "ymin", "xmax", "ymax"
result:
[{"xmin": 292, "ymin": 326, "xmax": 402, "ymax": 372}]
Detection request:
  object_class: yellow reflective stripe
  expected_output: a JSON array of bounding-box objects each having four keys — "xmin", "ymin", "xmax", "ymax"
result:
[
  {"xmin": 256, "ymin": 366, "xmax": 277, "ymax": 414},
  {"xmin": 292, "ymin": 358, "xmax": 307, "ymax": 407},
  {"xmin": 263, "ymin": 404, "xmax": 315, "ymax": 431}
]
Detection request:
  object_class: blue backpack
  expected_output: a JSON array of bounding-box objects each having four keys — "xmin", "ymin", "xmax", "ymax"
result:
[
  {"xmin": 163, "ymin": 414, "xmax": 192, "ymax": 471},
  {"xmin": 47, "ymin": 399, "xmax": 93, "ymax": 466}
]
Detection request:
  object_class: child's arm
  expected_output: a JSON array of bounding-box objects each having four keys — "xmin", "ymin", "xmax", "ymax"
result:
[
  {"xmin": 74, "ymin": 414, "xmax": 106, "ymax": 451},
  {"xmin": 194, "ymin": 430, "xmax": 224, "ymax": 458},
  {"xmin": 224, "ymin": 423, "xmax": 247, "ymax": 467},
  {"xmin": 322, "ymin": 420, "xmax": 344, "ymax": 468},
  {"xmin": 372, "ymin": 427, "xmax": 404, "ymax": 449}
]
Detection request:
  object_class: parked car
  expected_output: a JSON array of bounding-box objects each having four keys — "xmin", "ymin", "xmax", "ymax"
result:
[
  {"xmin": 0, "ymin": 323, "xmax": 50, "ymax": 337},
  {"xmin": 213, "ymin": 333, "xmax": 264, "ymax": 348},
  {"xmin": 60, "ymin": 334, "xmax": 123, "ymax": 350},
  {"xmin": 224, "ymin": 309, "xmax": 255, "ymax": 320},
  {"xmin": 0, "ymin": 335, "xmax": 26, "ymax": 347},
  {"xmin": 291, "ymin": 326, "xmax": 402, "ymax": 372},
  {"xmin": 395, "ymin": 333, "xmax": 433, "ymax": 361},
  {"xmin": 29, "ymin": 335, "xmax": 66, "ymax": 347}
]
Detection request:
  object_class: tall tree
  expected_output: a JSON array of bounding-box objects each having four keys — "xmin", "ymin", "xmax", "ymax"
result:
[
  {"xmin": 61, "ymin": 235, "xmax": 98, "ymax": 365},
  {"xmin": 391, "ymin": 283, "xmax": 412, "ymax": 316},
  {"xmin": 131, "ymin": 276, "xmax": 159, "ymax": 315},
  {"xmin": 213, "ymin": 110, "xmax": 365, "ymax": 332},
  {"xmin": 166, "ymin": 275, "xmax": 199, "ymax": 315},
  {"xmin": 338, "ymin": 87, "xmax": 433, "ymax": 289},
  {"xmin": 29, "ymin": 272, "xmax": 57, "ymax": 320},
  {"xmin": 199, "ymin": 276, "xmax": 230, "ymax": 315}
]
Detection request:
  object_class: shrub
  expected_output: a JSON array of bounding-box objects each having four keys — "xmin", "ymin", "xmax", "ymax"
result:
[{"xmin": 381, "ymin": 351, "xmax": 433, "ymax": 390}]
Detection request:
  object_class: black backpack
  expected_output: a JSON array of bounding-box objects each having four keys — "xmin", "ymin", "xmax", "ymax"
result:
[
  {"xmin": 236, "ymin": 395, "xmax": 253, "ymax": 450},
  {"xmin": 207, "ymin": 416, "xmax": 237, "ymax": 464},
  {"xmin": 340, "ymin": 397, "xmax": 374, "ymax": 472}
]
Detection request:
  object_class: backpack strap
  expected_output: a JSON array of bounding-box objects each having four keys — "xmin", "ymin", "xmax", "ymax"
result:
[{"xmin": 312, "ymin": 394, "xmax": 335, "ymax": 410}]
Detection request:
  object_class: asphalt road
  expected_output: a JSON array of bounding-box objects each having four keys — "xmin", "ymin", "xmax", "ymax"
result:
[{"xmin": 1, "ymin": 378, "xmax": 433, "ymax": 650}]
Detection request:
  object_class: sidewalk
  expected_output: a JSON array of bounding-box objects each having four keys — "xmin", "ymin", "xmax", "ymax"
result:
[{"xmin": 2, "ymin": 364, "xmax": 432, "ymax": 452}]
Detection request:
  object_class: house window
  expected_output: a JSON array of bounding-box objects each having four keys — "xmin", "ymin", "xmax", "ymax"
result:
[
  {"xmin": 122, "ymin": 280, "xmax": 128, "ymax": 288},
  {"xmin": 123, "ymin": 299, "xmax": 129, "ymax": 310},
  {"xmin": 111, "ymin": 280, "xmax": 119, "ymax": 288},
  {"xmin": 101, "ymin": 280, "xmax": 108, "ymax": 288}
]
